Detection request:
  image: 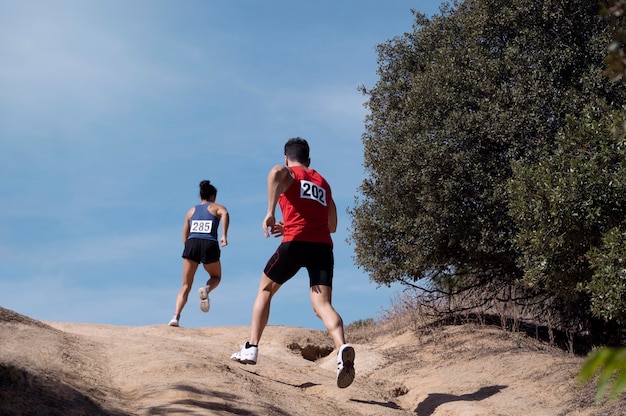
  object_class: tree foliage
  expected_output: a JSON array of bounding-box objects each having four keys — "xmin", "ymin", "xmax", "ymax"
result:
[
  {"xmin": 350, "ymin": 0, "xmax": 626, "ymax": 337},
  {"xmin": 509, "ymin": 106, "xmax": 626, "ymax": 330},
  {"xmin": 574, "ymin": 1, "xmax": 626, "ymax": 404}
]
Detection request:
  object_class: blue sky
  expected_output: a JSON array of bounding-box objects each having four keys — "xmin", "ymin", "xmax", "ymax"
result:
[{"xmin": 0, "ymin": 1, "xmax": 442, "ymax": 330}]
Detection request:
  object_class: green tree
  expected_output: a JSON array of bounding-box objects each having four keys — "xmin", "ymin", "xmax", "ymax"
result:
[
  {"xmin": 509, "ymin": 106, "xmax": 626, "ymax": 337},
  {"xmin": 587, "ymin": 226, "xmax": 626, "ymax": 325},
  {"xmin": 350, "ymin": 0, "xmax": 626, "ymax": 334},
  {"xmin": 576, "ymin": 2, "xmax": 626, "ymax": 404}
]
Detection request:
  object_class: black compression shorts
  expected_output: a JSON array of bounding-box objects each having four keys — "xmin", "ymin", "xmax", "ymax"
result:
[{"xmin": 263, "ymin": 241, "xmax": 334, "ymax": 287}]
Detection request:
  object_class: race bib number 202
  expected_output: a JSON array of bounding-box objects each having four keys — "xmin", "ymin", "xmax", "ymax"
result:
[
  {"xmin": 191, "ymin": 220, "xmax": 213, "ymax": 233},
  {"xmin": 300, "ymin": 180, "xmax": 327, "ymax": 206}
]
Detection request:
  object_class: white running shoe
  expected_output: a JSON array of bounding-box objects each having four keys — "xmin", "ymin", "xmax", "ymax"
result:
[
  {"xmin": 168, "ymin": 316, "xmax": 179, "ymax": 327},
  {"xmin": 198, "ymin": 287, "xmax": 210, "ymax": 313},
  {"xmin": 230, "ymin": 342, "xmax": 258, "ymax": 365},
  {"xmin": 336, "ymin": 344, "xmax": 355, "ymax": 388}
]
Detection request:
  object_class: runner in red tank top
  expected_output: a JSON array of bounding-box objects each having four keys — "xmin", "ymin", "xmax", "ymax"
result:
[
  {"xmin": 230, "ymin": 137, "xmax": 355, "ymax": 389},
  {"xmin": 279, "ymin": 165, "xmax": 333, "ymax": 244}
]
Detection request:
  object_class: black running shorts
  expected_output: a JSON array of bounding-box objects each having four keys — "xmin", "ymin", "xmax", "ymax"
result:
[
  {"xmin": 182, "ymin": 238, "xmax": 221, "ymax": 264},
  {"xmin": 264, "ymin": 241, "xmax": 334, "ymax": 287}
]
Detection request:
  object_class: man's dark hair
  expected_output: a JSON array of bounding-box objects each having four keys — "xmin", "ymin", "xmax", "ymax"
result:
[
  {"xmin": 284, "ymin": 137, "xmax": 310, "ymax": 164},
  {"xmin": 199, "ymin": 180, "xmax": 217, "ymax": 201}
]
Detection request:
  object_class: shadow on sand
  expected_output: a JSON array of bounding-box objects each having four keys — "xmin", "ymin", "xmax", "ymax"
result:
[{"xmin": 414, "ymin": 385, "xmax": 508, "ymax": 415}]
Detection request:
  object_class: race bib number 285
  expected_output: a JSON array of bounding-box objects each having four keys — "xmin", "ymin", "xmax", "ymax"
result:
[
  {"xmin": 191, "ymin": 220, "xmax": 213, "ymax": 233},
  {"xmin": 300, "ymin": 180, "xmax": 327, "ymax": 206}
]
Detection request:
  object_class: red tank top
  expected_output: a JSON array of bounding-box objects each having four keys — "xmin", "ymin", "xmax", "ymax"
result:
[{"xmin": 279, "ymin": 166, "xmax": 333, "ymax": 245}]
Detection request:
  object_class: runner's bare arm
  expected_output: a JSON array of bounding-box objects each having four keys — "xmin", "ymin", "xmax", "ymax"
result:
[
  {"xmin": 263, "ymin": 165, "xmax": 293, "ymax": 237},
  {"xmin": 328, "ymin": 197, "xmax": 337, "ymax": 233},
  {"xmin": 182, "ymin": 207, "xmax": 194, "ymax": 243},
  {"xmin": 217, "ymin": 205, "xmax": 229, "ymax": 246}
]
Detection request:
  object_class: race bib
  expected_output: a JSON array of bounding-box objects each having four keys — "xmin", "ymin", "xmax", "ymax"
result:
[
  {"xmin": 300, "ymin": 180, "xmax": 327, "ymax": 206},
  {"xmin": 191, "ymin": 220, "xmax": 213, "ymax": 233}
]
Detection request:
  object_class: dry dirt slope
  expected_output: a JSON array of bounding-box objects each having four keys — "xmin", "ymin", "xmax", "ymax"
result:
[{"xmin": 0, "ymin": 306, "xmax": 624, "ymax": 415}]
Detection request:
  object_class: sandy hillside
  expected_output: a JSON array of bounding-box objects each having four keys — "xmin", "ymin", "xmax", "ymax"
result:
[{"xmin": 0, "ymin": 306, "xmax": 624, "ymax": 416}]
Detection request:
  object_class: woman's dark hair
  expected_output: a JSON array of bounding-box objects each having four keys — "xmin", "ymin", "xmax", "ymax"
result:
[
  {"xmin": 199, "ymin": 180, "xmax": 217, "ymax": 201},
  {"xmin": 284, "ymin": 137, "xmax": 310, "ymax": 164}
]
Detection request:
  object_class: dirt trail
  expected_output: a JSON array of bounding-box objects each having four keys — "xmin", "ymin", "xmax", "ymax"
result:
[{"xmin": 1, "ymin": 307, "xmax": 623, "ymax": 415}]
